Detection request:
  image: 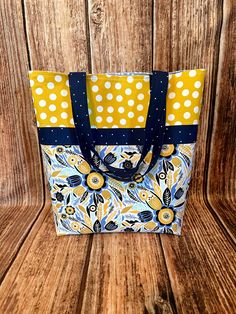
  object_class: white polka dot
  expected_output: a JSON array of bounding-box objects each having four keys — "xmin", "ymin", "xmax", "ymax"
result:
[
  {"xmin": 105, "ymin": 81, "xmax": 111, "ymax": 89},
  {"xmin": 106, "ymin": 116, "xmax": 113, "ymax": 123},
  {"xmin": 194, "ymin": 106, "xmax": 199, "ymax": 113},
  {"xmin": 30, "ymin": 80, "xmax": 34, "ymax": 87},
  {"xmin": 106, "ymin": 74, "xmax": 112, "ymax": 78},
  {"xmin": 39, "ymin": 100, "xmax": 46, "ymax": 107},
  {"xmin": 137, "ymin": 104, "xmax": 144, "ymax": 111},
  {"xmin": 61, "ymin": 112, "xmax": 68, "ymax": 119},
  {"xmin": 66, "ymin": 80, "xmax": 69, "ymax": 87},
  {"xmin": 49, "ymin": 93, "xmax": 57, "ymax": 100},
  {"xmin": 189, "ymin": 70, "xmax": 197, "ymax": 77},
  {"xmin": 112, "ymin": 125, "xmax": 119, "ymax": 128},
  {"xmin": 135, "ymin": 125, "xmax": 141, "ymax": 128},
  {"xmin": 127, "ymin": 76, "xmax": 134, "ymax": 83},
  {"xmin": 106, "ymin": 93, "xmax": 113, "ymax": 100},
  {"xmin": 128, "ymin": 111, "xmax": 134, "ymax": 118},
  {"xmin": 136, "ymin": 82, "xmax": 143, "ymax": 89},
  {"xmin": 184, "ymin": 100, "xmax": 192, "ymax": 107},
  {"xmin": 175, "ymin": 72, "xmax": 182, "ymax": 77},
  {"xmin": 120, "ymin": 118, "xmax": 127, "ymax": 125},
  {"xmin": 116, "ymin": 95, "xmax": 123, "ymax": 102},
  {"xmin": 92, "ymin": 85, "xmax": 99, "ymax": 92},
  {"xmin": 193, "ymin": 120, "xmax": 198, "ymax": 125},
  {"xmin": 169, "ymin": 74, "xmax": 172, "ymax": 80},
  {"xmin": 184, "ymin": 112, "xmax": 191, "ymax": 119},
  {"xmin": 168, "ymin": 83, "xmax": 171, "ymax": 89},
  {"xmin": 59, "ymin": 124, "xmax": 66, "ymax": 127},
  {"xmin": 182, "ymin": 89, "xmax": 189, "ymax": 96},
  {"xmin": 176, "ymin": 81, "xmax": 183, "ymax": 88},
  {"xmin": 37, "ymin": 75, "xmax": 44, "ymax": 82},
  {"xmin": 137, "ymin": 93, "xmax": 144, "ymax": 100},
  {"xmin": 61, "ymin": 101, "xmax": 68, "ymax": 108},
  {"xmin": 192, "ymin": 91, "xmax": 199, "ymax": 98},
  {"xmin": 40, "ymin": 112, "xmax": 47, "ymax": 120},
  {"xmin": 144, "ymin": 75, "xmax": 150, "ymax": 82},
  {"xmin": 107, "ymin": 106, "xmax": 114, "ymax": 113},
  {"xmin": 96, "ymin": 95, "xmax": 103, "ymax": 102},
  {"xmin": 97, "ymin": 106, "xmax": 103, "ymax": 112},
  {"xmin": 168, "ymin": 92, "xmax": 176, "ymax": 99},
  {"xmin": 88, "ymin": 108, "xmax": 92, "ymax": 115},
  {"xmin": 128, "ymin": 99, "xmax": 134, "ymax": 106},
  {"xmin": 125, "ymin": 88, "xmax": 132, "ymax": 95},
  {"xmin": 50, "ymin": 116, "xmax": 57, "ymax": 123},
  {"xmin": 174, "ymin": 121, "xmax": 182, "ymax": 125},
  {"xmin": 96, "ymin": 116, "xmax": 102, "ymax": 123},
  {"xmin": 138, "ymin": 116, "xmax": 144, "ymax": 123},
  {"xmin": 61, "ymin": 89, "xmax": 68, "ymax": 96},
  {"xmin": 47, "ymin": 82, "xmax": 54, "ymax": 89},
  {"xmin": 173, "ymin": 102, "xmax": 180, "ymax": 109},
  {"xmin": 36, "ymin": 121, "xmax": 40, "ymax": 127},
  {"xmin": 70, "ymin": 119, "xmax": 74, "ymax": 125},
  {"xmin": 168, "ymin": 114, "xmax": 175, "ymax": 121},
  {"xmin": 36, "ymin": 88, "xmax": 43, "ymax": 95},
  {"xmin": 166, "ymin": 122, "xmax": 170, "ymax": 126},
  {"xmin": 49, "ymin": 104, "xmax": 56, "ymax": 111},
  {"xmin": 55, "ymin": 75, "xmax": 62, "ymax": 82},
  {"xmin": 194, "ymin": 81, "xmax": 201, "ymax": 88},
  {"xmin": 118, "ymin": 106, "xmax": 125, "ymax": 113},
  {"xmin": 91, "ymin": 75, "xmax": 98, "ymax": 82},
  {"xmin": 115, "ymin": 82, "xmax": 122, "ymax": 90}
]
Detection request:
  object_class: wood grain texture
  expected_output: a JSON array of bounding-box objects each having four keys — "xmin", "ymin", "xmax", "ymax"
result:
[
  {"xmin": 161, "ymin": 196, "xmax": 236, "ymax": 314},
  {"xmin": 80, "ymin": 234, "xmax": 175, "ymax": 314},
  {"xmin": 0, "ymin": 204, "xmax": 92, "ymax": 314},
  {"xmin": 0, "ymin": 0, "xmax": 235, "ymax": 313},
  {"xmin": 88, "ymin": 0, "xmax": 153, "ymax": 73},
  {"xmin": 24, "ymin": 0, "xmax": 89, "ymax": 72},
  {"xmin": 207, "ymin": 0, "xmax": 236, "ymax": 238},
  {"xmin": 153, "ymin": 0, "xmax": 236, "ymax": 312},
  {"xmin": 0, "ymin": 0, "xmax": 44, "ymax": 281}
]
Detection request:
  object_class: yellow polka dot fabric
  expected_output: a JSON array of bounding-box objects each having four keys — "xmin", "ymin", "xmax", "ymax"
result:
[{"xmin": 29, "ymin": 69, "xmax": 206, "ymax": 128}]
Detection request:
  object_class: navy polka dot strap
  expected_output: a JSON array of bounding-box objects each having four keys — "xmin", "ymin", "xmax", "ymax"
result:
[{"xmin": 69, "ymin": 71, "xmax": 168, "ymax": 181}]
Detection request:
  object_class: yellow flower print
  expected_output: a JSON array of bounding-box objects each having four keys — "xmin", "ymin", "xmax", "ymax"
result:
[
  {"xmin": 56, "ymin": 146, "xmax": 65, "ymax": 154},
  {"xmin": 157, "ymin": 208, "xmax": 175, "ymax": 225},
  {"xmin": 85, "ymin": 171, "xmax": 106, "ymax": 191},
  {"xmin": 67, "ymin": 155, "xmax": 79, "ymax": 166},
  {"xmin": 65, "ymin": 206, "xmax": 75, "ymax": 215},
  {"xmin": 71, "ymin": 221, "xmax": 80, "ymax": 231},
  {"xmin": 139, "ymin": 190, "xmax": 149, "ymax": 200},
  {"xmin": 76, "ymin": 158, "xmax": 91, "ymax": 174},
  {"xmin": 133, "ymin": 173, "xmax": 144, "ymax": 183},
  {"xmin": 146, "ymin": 194, "xmax": 162, "ymax": 210},
  {"xmin": 160, "ymin": 144, "xmax": 176, "ymax": 158},
  {"xmin": 74, "ymin": 186, "xmax": 85, "ymax": 197},
  {"xmin": 60, "ymin": 213, "xmax": 67, "ymax": 220},
  {"xmin": 102, "ymin": 189, "xmax": 111, "ymax": 199}
]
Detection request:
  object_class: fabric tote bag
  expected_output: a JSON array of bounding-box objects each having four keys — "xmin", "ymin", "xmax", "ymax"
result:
[{"xmin": 29, "ymin": 69, "xmax": 206, "ymax": 236}]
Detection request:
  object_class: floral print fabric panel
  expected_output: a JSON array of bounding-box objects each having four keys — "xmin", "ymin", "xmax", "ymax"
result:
[{"xmin": 42, "ymin": 143, "xmax": 195, "ymax": 236}]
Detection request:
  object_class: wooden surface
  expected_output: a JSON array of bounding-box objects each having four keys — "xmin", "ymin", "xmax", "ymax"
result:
[{"xmin": 0, "ymin": 0, "xmax": 235, "ymax": 313}]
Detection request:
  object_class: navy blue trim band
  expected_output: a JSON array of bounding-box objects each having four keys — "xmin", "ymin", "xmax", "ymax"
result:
[{"xmin": 38, "ymin": 125, "xmax": 198, "ymax": 145}]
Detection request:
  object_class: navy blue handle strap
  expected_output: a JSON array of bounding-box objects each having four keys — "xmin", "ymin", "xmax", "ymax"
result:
[{"xmin": 69, "ymin": 71, "xmax": 168, "ymax": 181}]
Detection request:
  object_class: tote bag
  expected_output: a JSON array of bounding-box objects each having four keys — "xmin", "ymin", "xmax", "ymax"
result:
[{"xmin": 29, "ymin": 69, "xmax": 206, "ymax": 235}]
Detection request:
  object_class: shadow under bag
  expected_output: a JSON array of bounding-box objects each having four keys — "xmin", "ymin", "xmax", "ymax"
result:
[{"xmin": 29, "ymin": 69, "xmax": 206, "ymax": 235}]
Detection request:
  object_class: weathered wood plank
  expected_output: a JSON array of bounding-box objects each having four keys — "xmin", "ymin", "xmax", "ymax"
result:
[
  {"xmin": 161, "ymin": 196, "xmax": 236, "ymax": 314},
  {"xmin": 0, "ymin": 0, "xmax": 44, "ymax": 281},
  {"xmin": 80, "ymin": 234, "xmax": 176, "ymax": 314},
  {"xmin": 24, "ymin": 0, "xmax": 89, "ymax": 72},
  {"xmin": 88, "ymin": 0, "xmax": 153, "ymax": 73},
  {"xmin": 154, "ymin": 0, "xmax": 236, "ymax": 312},
  {"xmin": 0, "ymin": 204, "xmax": 92, "ymax": 314},
  {"xmin": 207, "ymin": 0, "xmax": 236, "ymax": 239}
]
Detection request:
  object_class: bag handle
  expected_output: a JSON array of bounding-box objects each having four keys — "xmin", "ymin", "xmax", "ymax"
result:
[{"xmin": 69, "ymin": 71, "xmax": 168, "ymax": 181}]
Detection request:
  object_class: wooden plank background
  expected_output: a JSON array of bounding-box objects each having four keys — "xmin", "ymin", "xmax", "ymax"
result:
[{"xmin": 0, "ymin": 0, "xmax": 235, "ymax": 313}]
